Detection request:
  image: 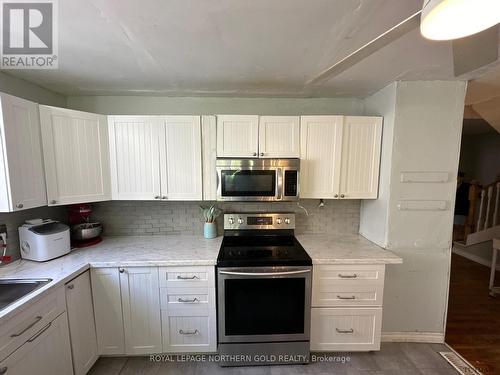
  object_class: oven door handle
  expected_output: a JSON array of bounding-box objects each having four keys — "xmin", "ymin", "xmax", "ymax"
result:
[{"xmin": 219, "ymin": 269, "xmax": 311, "ymax": 277}]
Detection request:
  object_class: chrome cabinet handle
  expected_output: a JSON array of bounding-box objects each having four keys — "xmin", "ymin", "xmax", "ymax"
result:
[
  {"xmin": 162, "ymin": 196, "xmax": 167, "ymax": 199},
  {"xmin": 260, "ymin": 152, "xmax": 264, "ymax": 156},
  {"xmin": 10, "ymin": 316, "xmax": 42, "ymax": 337},
  {"xmin": 338, "ymin": 273, "xmax": 357, "ymax": 279},
  {"xmin": 177, "ymin": 297, "xmax": 199, "ymax": 303},
  {"xmin": 252, "ymin": 152, "xmax": 257, "ymax": 156},
  {"xmin": 16, "ymin": 203, "xmax": 23, "ymax": 209},
  {"xmin": 27, "ymin": 322, "xmax": 52, "ymax": 342},
  {"xmin": 0, "ymin": 366, "xmax": 7, "ymax": 374},
  {"xmin": 67, "ymin": 284, "xmax": 74, "ymax": 290},
  {"xmin": 179, "ymin": 329, "xmax": 199, "ymax": 335},
  {"xmin": 176, "ymin": 275, "xmax": 199, "ymax": 280},
  {"xmin": 336, "ymin": 328, "xmax": 354, "ymax": 334},
  {"xmin": 219, "ymin": 269, "xmax": 311, "ymax": 277},
  {"xmin": 50, "ymin": 200, "xmax": 56, "ymax": 204},
  {"xmin": 154, "ymin": 196, "xmax": 160, "ymax": 199},
  {"xmin": 119, "ymin": 268, "xmax": 125, "ymax": 273},
  {"xmin": 334, "ymin": 194, "xmax": 339, "ymax": 198},
  {"xmin": 337, "ymin": 295, "xmax": 356, "ymax": 300},
  {"xmin": 340, "ymin": 194, "xmax": 345, "ymax": 198}
]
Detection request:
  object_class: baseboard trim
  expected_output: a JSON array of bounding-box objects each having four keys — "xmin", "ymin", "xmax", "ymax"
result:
[
  {"xmin": 452, "ymin": 247, "xmax": 500, "ymax": 271},
  {"xmin": 381, "ymin": 332, "xmax": 445, "ymax": 343}
]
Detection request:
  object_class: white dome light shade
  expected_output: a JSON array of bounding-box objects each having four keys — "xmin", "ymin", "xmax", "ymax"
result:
[{"xmin": 420, "ymin": 0, "xmax": 500, "ymax": 40}]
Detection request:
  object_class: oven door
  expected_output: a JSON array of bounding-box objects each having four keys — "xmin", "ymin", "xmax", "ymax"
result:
[
  {"xmin": 216, "ymin": 168, "xmax": 280, "ymax": 201},
  {"xmin": 217, "ymin": 266, "xmax": 311, "ymax": 343}
]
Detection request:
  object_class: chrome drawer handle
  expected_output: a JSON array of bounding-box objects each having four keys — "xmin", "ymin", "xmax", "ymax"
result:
[
  {"xmin": 179, "ymin": 329, "xmax": 199, "ymax": 335},
  {"xmin": 177, "ymin": 275, "xmax": 199, "ymax": 280},
  {"xmin": 0, "ymin": 366, "xmax": 7, "ymax": 374},
  {"xmin": 177, "ymin": 297, "xmax": 199, "ymax": 303},
  {"xmin": 27, "ymin": 322, "xmax": 51, "ymax": 342},
  {"xmin": 10, "ymin": 316, "xmax": 42, "ymax": 337},
  {"xmin": 338, "ymin": 273, "xmax": 357, "ymax": 279},
  {"xmin": 336, "ymin": 328, "xmax": 354, "ymax": 334},
  {"xmin": 337, "ymin": 295, "xmax": 356, "ymax": 300}
]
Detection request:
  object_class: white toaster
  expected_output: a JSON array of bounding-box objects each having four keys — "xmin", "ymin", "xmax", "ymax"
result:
[{"xmin": 19, "ymin": 220, "xmax": 71, "ymax": 262}]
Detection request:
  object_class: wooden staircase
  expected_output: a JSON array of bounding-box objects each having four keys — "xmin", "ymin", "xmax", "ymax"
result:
[{"xmin": 465, "ymin": 181, "xmax": 500, "ymax": 246}]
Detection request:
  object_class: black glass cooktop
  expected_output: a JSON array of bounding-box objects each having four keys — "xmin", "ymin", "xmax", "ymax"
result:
[{"xmin": 217, "ymin": 233, "xmax": 312, "ymax": 267}]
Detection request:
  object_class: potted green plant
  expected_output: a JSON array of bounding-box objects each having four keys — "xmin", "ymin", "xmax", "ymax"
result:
[{"xmin": 199, "ymin": 204, "xmax": 222, "ymax": 239}]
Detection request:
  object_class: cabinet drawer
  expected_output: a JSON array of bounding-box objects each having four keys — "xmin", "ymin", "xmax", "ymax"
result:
[
  {"xmin": 310, "ymin": 308, "xmax": 382, "ymax": 352},
  {"xmin": 160, "ymin": 287, "xmax": 215, "ymax": 311},
  {"xmin": 0, "ymin": 286, "xmax": 66, "ymax": 361},
  {"xmin": 159, "ymin": 266, "xmax": 214, "ymax": 288},
  {"xmin": 312, "ymin": 285, "xmax": 383, "ymax": 307},
  {"xmin": 313, "ymin": 265, "xmax": 385, "ymax": 285},
  {"xmin": 161, "ymin": 310, "xmax": 216, "ymax": 353}
]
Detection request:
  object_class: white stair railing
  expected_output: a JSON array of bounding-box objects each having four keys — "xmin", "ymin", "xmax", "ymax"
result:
[{"xmin": 475, "ymin": 181, "xmax": 500, "ymax": 233}]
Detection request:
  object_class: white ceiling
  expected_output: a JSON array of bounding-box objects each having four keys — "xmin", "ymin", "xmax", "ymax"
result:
[{"xmin": 2, "ymin": 0, "xmax": 495, "ymax": 98}]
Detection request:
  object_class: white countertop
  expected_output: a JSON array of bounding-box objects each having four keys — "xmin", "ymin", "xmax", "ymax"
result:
[{"xmin": 0, "ymin": 234, "xmax": 400, "ymax": 321}]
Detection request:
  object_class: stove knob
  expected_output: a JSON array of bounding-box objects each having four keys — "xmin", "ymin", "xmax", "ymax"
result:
[
  {"xmin": 228, "ymin": 217, "xmax": 234, "ymax": 225},
  {"xmin": 276, "ymin": 218, "xmax": 282, "ymax": 225},
  {"xmin": 237, "ymin": 218, "xmax": 244, "ymax": 224},
  {"xmin": 284, "ymin": 218, "xmax": 291, "ymax": 224}
]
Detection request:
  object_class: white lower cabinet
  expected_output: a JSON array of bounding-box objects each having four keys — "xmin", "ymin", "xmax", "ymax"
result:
[
  {"xmin": 120, "ymin": 267, "xmax": 162, "ymax": 355},
  {"xmin": 91, "ymin": 268, "xmax": 125, "ymax": 355},
  {"xmin": 91, "ymin": 265, "xmax": 215, "ymax": 356},
  {"xmin": 162, "ymin": 309, "xmax": 216, "ymax": 353},
  {"xmin": 0, "ymin": 287, "xmax": 73, "ymax": 375},
  {"xmin": 159, "ymin": 266, "xmax": 217, "ymax": 353},
  {"xmin": 65, "ymin": 271, "xmax": 98, "ymax": 375},
  {"xmin": 311, "ymin": 308, "xmax": 382, "ymax": 351},
  {"xmin": 310, "ymin": 264, "xmax": 385, "ymax": 352}
]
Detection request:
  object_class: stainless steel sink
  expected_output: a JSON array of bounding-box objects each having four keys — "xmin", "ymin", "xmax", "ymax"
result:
[{"xmin": 0, "ymin": 278, "xmax": 52, "ymax": 310}]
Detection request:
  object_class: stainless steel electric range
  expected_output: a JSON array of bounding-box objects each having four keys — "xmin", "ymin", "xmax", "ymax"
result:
[{"xmin": 216, "ymin": 213, "xmax": 312, "ymax": 366}]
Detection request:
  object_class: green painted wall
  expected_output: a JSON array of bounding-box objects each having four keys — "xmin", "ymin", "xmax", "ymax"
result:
[
  {"xmin": 66, "ymin": 95, "xmax": 364, "ymax": 115},
  {"xmin": 0, "ymin": 72, "xmax": 66, "ymax": 106}
]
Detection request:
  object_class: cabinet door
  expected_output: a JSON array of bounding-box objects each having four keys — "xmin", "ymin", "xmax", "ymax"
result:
[
  {"xmin": 39, "ymin": 106, "xmax": 111, "ymax": 206},
  {"xmin": 91, "ymin": 268, "xmax": 125, "ymax": 355},
  {"xmin": 120, "ymin": 267, "xmax": 162, "ymax": 355},
  {"xmin": 0, "ymin": 313, "xmax": 73, "ymax": 375},
  {"xmin": 258, "ymin": 116, "xmax": 300, "ymax": 158},
  {"xmin": 310, "ymin": 308, "xmax": 382, "ymax": 351},
  {"xmin": 0, "ymin": 93, "xmax": 46, "ymax": 212},
  {"xmin": 108, "ymin": 116, "xmax": 162, "ymax": 200},
  {"xmin": 339, "ymin": 116, "xmax": 382, "ymax": 199},
  {"xmin": 161, "ymin": 116, "xmax": 202, "ymax": 200},
  {"xmin": 216, "ymin": 115, "xmax": 259, "ymax": 157},
  {"xmin": 65, "ymin": 271, "xmax": 98, "ymax": 375},
  {"xmin": 300, "ymin": 116, "xmax": 343, "ymax": 199}
]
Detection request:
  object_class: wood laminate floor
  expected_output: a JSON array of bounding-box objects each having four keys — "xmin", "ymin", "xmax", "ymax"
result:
[
  {"xmin": 89, "ymin": 343, "xmax": 461, "ymax": 375},
  {"xmin": 446, "ymin": 253, "xmax": 500, "ymax": 374}
]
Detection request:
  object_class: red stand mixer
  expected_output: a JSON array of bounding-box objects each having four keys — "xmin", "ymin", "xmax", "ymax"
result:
[{"xmin": 68, "ymin": 204, "xmax": 103, "ymax": 248}]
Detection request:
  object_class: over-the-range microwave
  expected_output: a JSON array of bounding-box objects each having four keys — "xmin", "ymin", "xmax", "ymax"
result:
[{"xmin": 216, "ymin": 158, "xmax": 299, "ymax": 201}]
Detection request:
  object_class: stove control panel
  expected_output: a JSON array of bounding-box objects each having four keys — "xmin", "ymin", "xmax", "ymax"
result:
[{"xmin": 224, "ymin": 213, "xmax": 295, "ymax": 230}]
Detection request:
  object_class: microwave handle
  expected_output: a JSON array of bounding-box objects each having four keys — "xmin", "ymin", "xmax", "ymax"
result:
[{"xmin": 277, "ymin": 168, "xmax": 284, "ymax": 200}]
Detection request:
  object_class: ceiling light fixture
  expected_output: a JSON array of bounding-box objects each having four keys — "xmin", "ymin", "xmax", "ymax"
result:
[{"xmin": 420, "ymin": 0, "xmax": 500, "ymax": 40}]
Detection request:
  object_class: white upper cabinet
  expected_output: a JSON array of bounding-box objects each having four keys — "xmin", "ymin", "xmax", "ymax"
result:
[
  {"xmin": 108, "ymin": 116, "xmax": 162, "ymax": 200},
  {"xmin": 0, "ymin": 93, "xmax": 46, "ymax": 212},
  {"xmin": 216, "ymin": 115, "xmax": 300, "ymax": 158},
  {"xmin": 216, "ymin": 115, "xmax": 259, "ymax": 157},
  {"xmin": 300, "ymin": 116, "xmax": 343, "ymax": 199},
  {"xmin": 39, "ymin": 106, "xmax": 111, "ymax": 206},
  {"xmin": 339, "ymin": 116, "xmax": 382, "ymax": 199},
  {"xmin": 108, "ymin": 115, "xmax": 202, "ymax": 201},
  {"xmin": 300, "ymin": 115, "xmax": 382, "ymax": 199},
  {"xmin": 161, "ymin": 116, "xmax": 202, "ymax": 200},
  {"xmin": 258, "ymin": 116, "xmax": 300, "ymax": 158}
]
